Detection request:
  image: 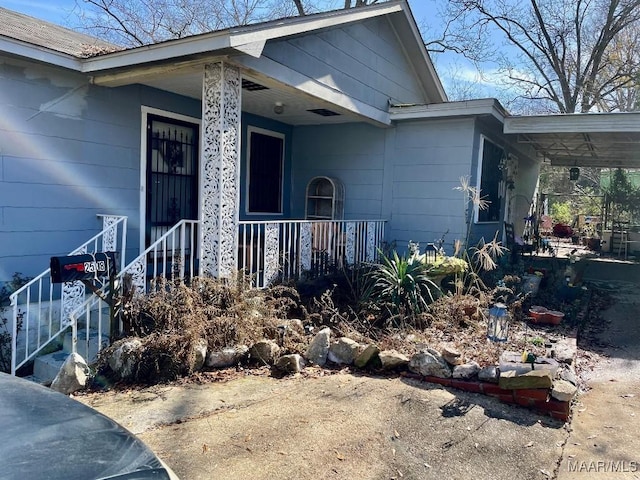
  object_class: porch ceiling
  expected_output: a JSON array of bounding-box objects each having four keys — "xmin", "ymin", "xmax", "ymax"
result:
[
  {"xmin": 504, "ymin": 112, "xmax": 640, "ymax": 168},
  {"xmin": 135, "ymin": 67, "xmax": 369, "ymax": 126}
]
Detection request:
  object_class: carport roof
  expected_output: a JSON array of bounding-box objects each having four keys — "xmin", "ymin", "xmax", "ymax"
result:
[{"xmin": 504, "ymin": 112, "xmax": 640, "ymax": 168}]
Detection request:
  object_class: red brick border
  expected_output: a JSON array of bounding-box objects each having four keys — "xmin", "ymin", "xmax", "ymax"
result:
[{"xmin": 410, "ymin": 375, "xmax": 571, "ymax": 421}]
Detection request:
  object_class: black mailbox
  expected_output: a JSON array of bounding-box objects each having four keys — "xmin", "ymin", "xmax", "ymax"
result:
[{"xmin": 50, "ymin": 252, "xmax": 119, "ymax": 284}]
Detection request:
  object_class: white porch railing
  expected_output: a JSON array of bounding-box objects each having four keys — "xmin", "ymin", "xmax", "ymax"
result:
[
  {"xmin": 9, "ymin": 215, "xmax": 127, "ymax": 375},
  {"xmin": 238, "ymin": 219, "xmax": 386, "ymax": 288},
  {"xmin": 53, "ymin": 219, "xmax": 385, "ymax": 369}
]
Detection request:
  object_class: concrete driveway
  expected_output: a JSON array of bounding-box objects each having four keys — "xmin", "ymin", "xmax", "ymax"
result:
[
  {"xmin": 79, "ymin": 370, "xmax": 567, "ymax": 480},
  {"xmin": 557, "ymin": 260, "xmax": 640, "ymax": 479}
]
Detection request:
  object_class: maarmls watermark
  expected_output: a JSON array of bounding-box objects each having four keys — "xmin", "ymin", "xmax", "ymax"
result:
[{"xmin": 568, "ymin": 460, "xmax": 638, "ymax": 473}]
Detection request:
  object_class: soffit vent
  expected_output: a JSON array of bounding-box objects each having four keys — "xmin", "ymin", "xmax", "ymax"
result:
[
  {"xmin": 307, "ymin": 108, "xmax": 340, "ymax": 117},
  {"xmin": 242, "ymin": 79, "xmax": 269, "ymax": 91}
]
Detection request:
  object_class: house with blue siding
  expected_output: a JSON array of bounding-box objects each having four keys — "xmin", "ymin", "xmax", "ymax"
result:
[{"xmin": 0, "ymin": 0, "xmax": 541, "ymax": 290}]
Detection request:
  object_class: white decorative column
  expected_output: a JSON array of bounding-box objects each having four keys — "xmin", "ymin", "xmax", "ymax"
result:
[{"xmin": 200, "ymin": 62, "xmax": 242, "ymax": 278}]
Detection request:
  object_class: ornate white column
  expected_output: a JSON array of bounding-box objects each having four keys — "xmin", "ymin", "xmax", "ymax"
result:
[{"xmin": 200, "ymin": 62, "xmax": 242, "ymax": 278}]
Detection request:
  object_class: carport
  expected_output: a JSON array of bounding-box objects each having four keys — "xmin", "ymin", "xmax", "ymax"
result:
[{"xmin": 504, "ymin": 112, "xmax": 640, "ymax": 257}]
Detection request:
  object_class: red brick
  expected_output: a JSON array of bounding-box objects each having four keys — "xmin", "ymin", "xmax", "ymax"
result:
[
  {"xmin": 514, "ymin": 396, "xmax": 535, "ymax": 407},
  {"xmin": 549, "ymin": 411, "xmax": 569, "ymax": 421},
  {"xmin": 481, "ymin": 383, "xmax": 510, "ymax": 396},
  {"xmin": 513, "ymin": 388, "xmax": 549, "ymax": 402},
  {"xmin": 424, "ymin": 376, "xmax": 452, "ymax": 387},
  {"xmin": 496, "ymin": 393, "xmax": 516, "ymax": 403},
  {"xmin": 450, "ymin": 379, "xmax": 483, "ymax": 393}
]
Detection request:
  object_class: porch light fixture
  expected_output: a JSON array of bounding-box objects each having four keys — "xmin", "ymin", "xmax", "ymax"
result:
[
  {"xmin": 569, "ymin": 167, "xmax": 580, "ymax": 181},
  {"xmin": 487, "ymin": 303, "xmax": 510, "ymax": 342},
  {"xmin": 274, "ymin": 102, "xmax": 284, "ymax": 115}
]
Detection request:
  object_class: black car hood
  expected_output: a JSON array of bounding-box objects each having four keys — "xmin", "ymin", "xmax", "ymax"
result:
[{"xmin": 0, "ymin": 373, "xmax": 170, "ymax": 479}]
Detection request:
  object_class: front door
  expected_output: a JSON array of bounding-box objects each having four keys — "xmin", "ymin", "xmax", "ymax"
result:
[{"xmin": 145, "ymin": 114, "xmax": 199, "ymax": 246}]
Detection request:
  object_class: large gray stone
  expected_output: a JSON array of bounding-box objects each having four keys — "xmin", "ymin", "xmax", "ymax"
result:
[
  {"xmin": 552, "ymin": 342, "xmax": 576, "ymax": 365},
  {"xmin": 328, "ymin": 337, "xmax": 360, "ymax": 365},
  {"xmin": 551, "ymin": 380, "xmax": 578, "ymax": 402},
  {"xmin": 193, "ymin": 339, "xmax": 208, "ymax": 371},
  {"xmin": 559, "ymin": 366, "xmax": 578, "ymax": 386},
  {"xmin": 441, "ymin": 345, "xmax": 463, "ymax": 366},
  {"xmin": 478, "ymin": 366, "xmax": 499, "ymax": 383},
  {"xmin": 305, "ymin": 327, "xmax": 331, "ymax": 366},
  {"xmin": 108, "ymin": 338, "xmax": 143, "ymax": 380},
  {"xmin": 499, "ymin": 370, "xmax": 553, "ymax": 390},
  {"xmin": 354, "ymin": 344, "xmax": 380, "ymax": 368},
  {"xmin": 275, "ymin": 354, "xmax": 305, "ymax": 374},
  {"xmin": 206, "ymin": 345, "xmax": 249, "ymax": 369},
  {"xmin": 50, "ymin": 353, "xmax": 89, "ymax": 395},
  {"xmin": 452, "ymin": 361, "xmax": 480, "ymax": 379},
  {"xmin": 378, "ymin": 350, "xmax": 409, "ymax": 370},
  {"xmin": 250, "ymin": 340, "xmax": 281, "ymax": 365},
  {"xmin": 408, "ymin": 349, "xmax": 452, "ymax": 378}
]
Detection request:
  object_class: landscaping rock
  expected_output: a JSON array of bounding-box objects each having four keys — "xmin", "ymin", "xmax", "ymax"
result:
[
  {"xmin": 328, "ymin": 337, "xmax": 360, "ymax": 365},
  {"xmin": 275, "ymin": 354, "xmax": 305, "ymax": 374},
  {"xmin": 452, "ymin": 361, "xmax": 480, "ymax": 379},
  {"xmin": 441, "ymin": 345, "xmax": 463, "ymax": 365},
  {"xmin": 551, "ymin": 380, "xmax": 578, "ymax": 402},
  {"xmin": 305, "ymin": 327, "xmax": 331, "ymax": 366},
  {"xmin": 499, "ymin": 370, "xmax": 553, "ymax": 390},
  {"xmin": 559, "ymin": 366, "xmax": 578, "ymax": 386},
  {"xmin": 193, "ymin": 339, "xmax": 208, "ymax": 371},
  {"xmin": 250, "ymin": 340, "xmax": 281, "ymax": 365},
  {"xmin": 378, "ymin": 350, "xmax": 409, "ymax": 370},
  {"xmin": 354, "ymin": 344, "xmax": 380, "ymax": 368},
  {"xmin": 408, "ymin": 349, "xmax": 452, "ymax": 378},
  {"xmin": 478, "ymin": 366, "xmax": 499, "ymax": 383},
  {"xmin": 108, "ymin": 338, "xmax": 143, "ymax": 380},
  {"xmin": 50, "ymin": 353, "xmax": 89, "ymax": 395},
  {"xmin": 206, "ymin": 345, "xmax": 248, "ymax": 369},
  {"xmin": 552, "ymin": 342, "xmax": 576, "ymax": 365},
  {"xmin": 499, "ymin": 351, "xmax": 559, "ymax": 376}
]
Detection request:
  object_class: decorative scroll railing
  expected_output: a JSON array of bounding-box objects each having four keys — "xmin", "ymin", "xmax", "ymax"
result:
[
  {"xmin": 9, "ymin": 215, "xmax": 127, "ymax": 375},
  {"xmin": 238, "ymin": 219, "xmax": 386, "ymax": 288}
]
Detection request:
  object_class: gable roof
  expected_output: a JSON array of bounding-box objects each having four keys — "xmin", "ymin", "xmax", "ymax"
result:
[
  {"xmin": 0, "ymin": 1, "xmax": 445, "ymax": 103},
  {"xmin": 0, "ymin": 7, "xmax": 117, "ymax": 58}
]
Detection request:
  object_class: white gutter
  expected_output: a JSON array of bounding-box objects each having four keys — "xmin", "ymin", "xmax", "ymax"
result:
[
  {"xmin": 505, "ymin": 112, "xmax": 640, "ymax": 134},
  {"xmin": 390, "ymin": 99, "xmax": 507, "ymax": 122}
]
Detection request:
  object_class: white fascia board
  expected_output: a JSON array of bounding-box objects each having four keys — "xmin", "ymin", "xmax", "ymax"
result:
[
  {"xmin": 81, "ymin": 32, "xmax": 232, "ymax": 73},
  {"xmin": 81, "ymin": 2, "xmax": 403, "ymax": 74},
  {"xmin": 233, "ymin": 54, "xmax": 390, "ymax": 127},
  {"xmin": 390, "ymin": 99, "xmax": 506, "ymax": 122},
  {"xmin": 228, "ymin": 2, "xmax": 403, "ymax": 46},
  {"xmin": 0, "ymin": 36, "xmax": 82, "ymax": 71},
  {"xmin": 389, "ymin": 6, "xmax": 447, "ymax": 103},
  {"xmin": 505, "ymin": 112, "xmax": 640, "ymax": 134}
]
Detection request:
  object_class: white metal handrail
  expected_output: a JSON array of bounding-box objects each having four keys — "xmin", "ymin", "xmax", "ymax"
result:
[
  {"xmin": 9, "ymin": 215, "xmax": 127, "ymax": 375},
  {"xmin": 120, "ymin": 219, "xmax": 199, "ymax": 294}
]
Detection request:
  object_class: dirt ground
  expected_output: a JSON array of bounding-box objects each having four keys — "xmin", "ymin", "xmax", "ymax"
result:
[{"xmin": 79, "ymin": 369, "xmax": 567, "ymax": 480}]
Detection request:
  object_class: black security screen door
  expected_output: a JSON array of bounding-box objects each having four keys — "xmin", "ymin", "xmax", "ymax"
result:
[{"xmin": 146, "ymin": 115, "xmax": 199, "ymax": 246}]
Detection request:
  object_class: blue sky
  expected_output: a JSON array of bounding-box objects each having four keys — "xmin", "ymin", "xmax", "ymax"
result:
[{"xmin": 2, "ymin": 0, "xmax": 436, "ymax": 27}]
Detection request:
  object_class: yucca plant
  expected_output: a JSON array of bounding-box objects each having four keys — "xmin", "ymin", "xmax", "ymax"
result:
[{"xmin": 365, "ymin": 249, "xmax": 440, "ymax": 317}]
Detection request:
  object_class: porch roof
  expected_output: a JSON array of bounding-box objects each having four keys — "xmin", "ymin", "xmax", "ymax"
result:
[{"xmin": 504, "ymin": 112, "xmax": 640, "ymax": 168}]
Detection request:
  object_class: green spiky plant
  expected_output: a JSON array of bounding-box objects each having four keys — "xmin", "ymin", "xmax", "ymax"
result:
[{"xmin": 365, "ymin": 248, "xmax": 440, "ymax": 318}]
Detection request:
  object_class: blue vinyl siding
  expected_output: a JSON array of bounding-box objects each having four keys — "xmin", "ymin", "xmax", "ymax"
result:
[{"xmin": 0, "ymin": 56, "xmax": 200, "ymax": 282}]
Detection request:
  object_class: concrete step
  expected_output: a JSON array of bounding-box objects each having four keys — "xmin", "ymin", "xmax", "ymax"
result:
[
  {"xmin": 62, "ymin": 329, "xmax": 110, "ymax": 360},
  {"xmin": 33, "ymin": 350, "xmax": 68, "ymax": 386},
  {"xmin": 33, "ymin": 329, "xmax": 110, "ymax": 385}
]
